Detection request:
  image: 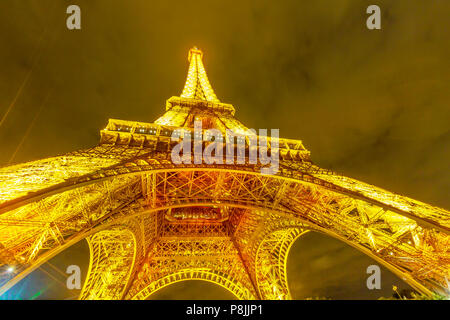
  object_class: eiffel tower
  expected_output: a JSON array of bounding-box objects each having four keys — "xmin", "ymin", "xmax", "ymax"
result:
[{"xmin": 0, "ymin": 47, "xmax": 448, "ymax": 300}]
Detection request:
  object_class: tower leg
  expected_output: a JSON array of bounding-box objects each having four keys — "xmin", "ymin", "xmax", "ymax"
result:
[{"xmin": 80, "ymin": 226, "xmax": 137, "ymax": 300}]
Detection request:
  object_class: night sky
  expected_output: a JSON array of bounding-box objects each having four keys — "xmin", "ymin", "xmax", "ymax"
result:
[{"xmin": 0, "ymin": 0, "xmax": 449, "ymax": 299}]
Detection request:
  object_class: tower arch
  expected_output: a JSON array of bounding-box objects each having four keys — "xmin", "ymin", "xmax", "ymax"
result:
[{"xmin": 129, "ymin": 269, "xmax": 255, "ymax": 300}]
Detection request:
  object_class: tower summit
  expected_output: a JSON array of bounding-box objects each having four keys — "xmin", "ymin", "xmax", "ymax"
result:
[
  {"xmin": 152, "ymin": 47, "xmax": 243, "ymax": 132},
  {"xmin": 181, "ymin": 47, "xmax": 219, "ymax": 102},
  {"xmin": 0, "ymin": 48, "xmax": 448, "ymax": 300}
]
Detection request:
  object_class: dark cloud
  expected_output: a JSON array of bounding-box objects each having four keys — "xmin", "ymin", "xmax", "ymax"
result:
[
  {"xmin": 0, "ymin": 0, "xmax": 448, "ymax": 299},
  {"xmin": 287, "ymin": 232, "xmax": 411, "ymax": 299}
]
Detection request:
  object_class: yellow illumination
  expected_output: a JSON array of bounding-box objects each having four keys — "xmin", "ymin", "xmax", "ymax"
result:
[
  {"xmin": 0, "ymin": 48, "xmax": 448, "ymax": 301},
  {"xmin": 180, "ymin": 47, "xmax": 219, "ymax": 102}
]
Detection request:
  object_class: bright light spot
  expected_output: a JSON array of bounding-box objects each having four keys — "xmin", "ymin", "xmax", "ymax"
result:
[{"xmin": 6, "ymin": 266, "xmax": 15, "ymax": 273}]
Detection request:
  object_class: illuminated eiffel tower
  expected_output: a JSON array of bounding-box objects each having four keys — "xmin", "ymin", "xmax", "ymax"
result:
[{"xmin": 0, "ymin": 47, "xmax": 448, "ymax": 299}]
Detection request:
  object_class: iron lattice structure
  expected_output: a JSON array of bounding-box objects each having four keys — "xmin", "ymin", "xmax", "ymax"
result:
[{"xmin": 0, "ymin": 47, "xmax": 449, "ymax": 300}]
